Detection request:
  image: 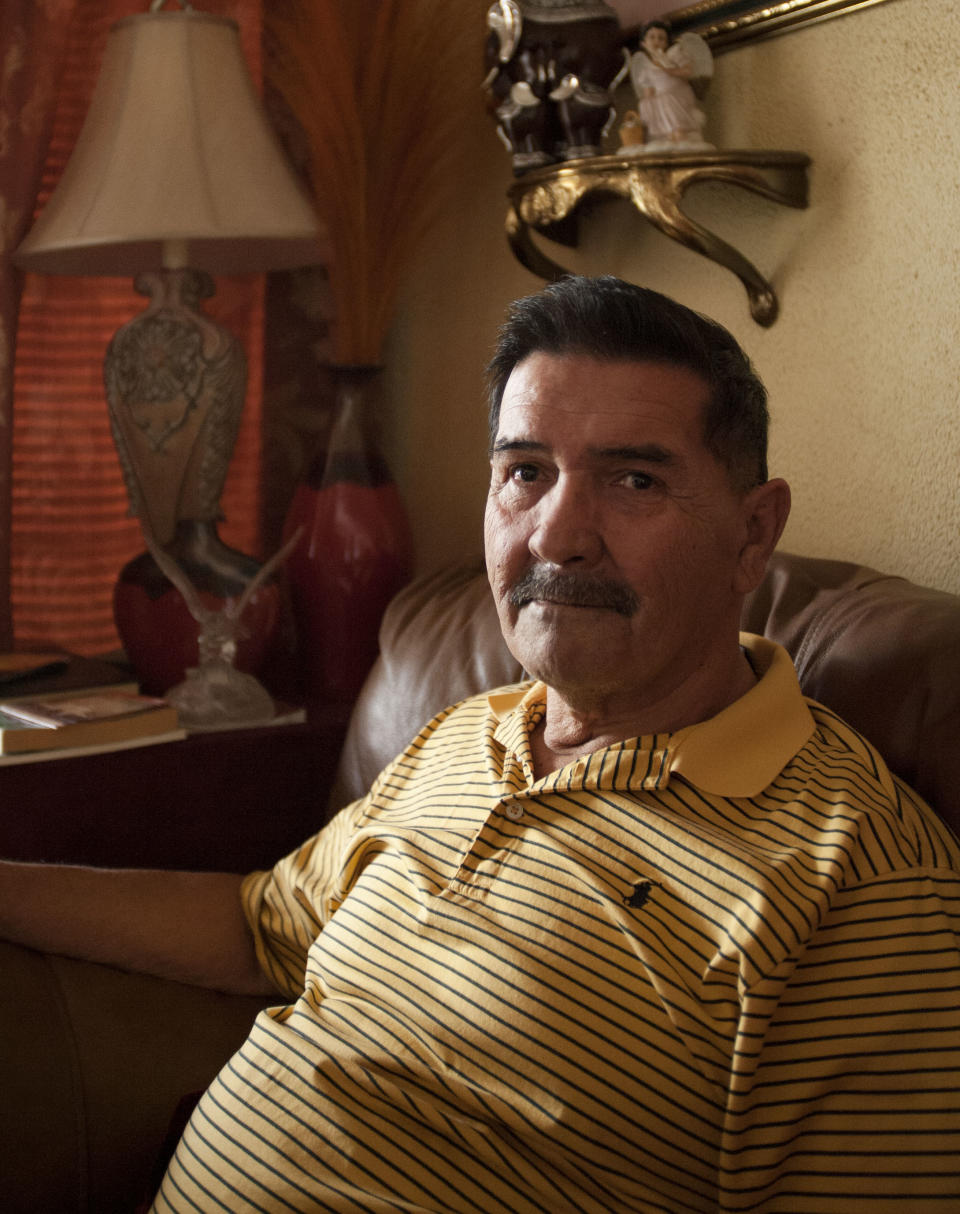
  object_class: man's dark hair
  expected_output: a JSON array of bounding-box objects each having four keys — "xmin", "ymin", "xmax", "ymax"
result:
[{"xmin": 487, "ymin": 275, "xmax": 769, "ymax": 491}]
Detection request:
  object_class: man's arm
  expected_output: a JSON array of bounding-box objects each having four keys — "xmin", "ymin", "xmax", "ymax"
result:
[
  {"xmin": 719, "ymin": 870, "xmax": 960, "ymax": 1210},
  {"xmin": 0, "ymin": 861, "xmax": 275, "ymax": 996}
]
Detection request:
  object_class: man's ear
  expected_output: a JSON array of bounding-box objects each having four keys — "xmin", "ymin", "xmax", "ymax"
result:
[{"xmin": 733, "ymin": 477, "xmax": 791, "ymax": 594}]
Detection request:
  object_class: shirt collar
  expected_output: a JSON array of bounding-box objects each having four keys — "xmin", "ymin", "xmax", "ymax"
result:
[
  {"xmin": 486, "ymin": 634, "xmax": 815, "ymax": 799},
  {"xmin": 667, "ymin": 634, "xmax": 815, "ymax": 797}
]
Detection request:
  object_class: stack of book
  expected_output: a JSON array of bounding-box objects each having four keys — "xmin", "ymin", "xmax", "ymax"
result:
[{"xmin": 0, "ymin": 653, "xmax": 185, "ymax": 763}]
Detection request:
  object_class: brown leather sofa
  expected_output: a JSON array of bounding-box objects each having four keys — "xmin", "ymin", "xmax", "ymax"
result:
[
  {"xmin": 2, "ymin": 551, "xmax": 958, "ymax": 1213},
  {"xmin": 335, "ymin": 551, "xmax": 960, "ymax": 831}
]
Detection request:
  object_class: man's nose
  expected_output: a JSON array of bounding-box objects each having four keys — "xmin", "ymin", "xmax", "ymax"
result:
[{"xmin": 528, "ymin": 476, "xmax": 603, "ymax": 566}]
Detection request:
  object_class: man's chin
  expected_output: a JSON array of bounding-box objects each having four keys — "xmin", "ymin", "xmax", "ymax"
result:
[{"xmin": 506, "ymin": 610, "xmax": 630, "ymax": 684}]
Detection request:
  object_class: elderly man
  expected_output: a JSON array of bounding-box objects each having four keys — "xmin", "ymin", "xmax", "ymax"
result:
[{"xmin": 2, "ymin": 278, "xmax": 958, "ymax": 1212}]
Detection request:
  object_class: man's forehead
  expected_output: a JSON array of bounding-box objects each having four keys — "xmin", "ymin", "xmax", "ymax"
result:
[{"xmin": 496, "ymin": 352, "xmax": 711, "ymax": 440}]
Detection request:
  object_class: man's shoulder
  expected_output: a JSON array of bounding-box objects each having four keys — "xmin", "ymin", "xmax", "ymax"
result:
[
  {"xmin": 802, "ymin": 694, "xmax": 917, "ymax": 804},
  {"xmin": 796, "ymin": 696, "xmax": 960, "ymax": 873}
]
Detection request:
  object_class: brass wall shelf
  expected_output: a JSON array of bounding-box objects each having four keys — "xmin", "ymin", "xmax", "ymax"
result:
[{"xmin": 506, "ymin": 150, "xmax": 811, "ymax": 326}]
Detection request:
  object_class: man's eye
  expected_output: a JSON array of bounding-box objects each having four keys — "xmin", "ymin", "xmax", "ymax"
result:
[
  {"xmin": 510, "ymin": 464, "xmax": 539, "ymax": 484},
  {"xmin": 620, "ymin": 471, "xmax": 654, "ymax": 490}
]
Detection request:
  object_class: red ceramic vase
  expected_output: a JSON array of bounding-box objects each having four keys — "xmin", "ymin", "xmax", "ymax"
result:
[
  {"xmin": 114, "ymin": 521, "xmax": 281, "ymax": 696},
  {"xmin": 282, "ymin": 366, "xmax": 413, "ymax": 706}
]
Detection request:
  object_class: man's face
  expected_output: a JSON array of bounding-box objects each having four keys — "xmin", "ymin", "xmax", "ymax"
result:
[{"xmin": 484, "ymin": 352, "xmax": 771, "ymax": 713}]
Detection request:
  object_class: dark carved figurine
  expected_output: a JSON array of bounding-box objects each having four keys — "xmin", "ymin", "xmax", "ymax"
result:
[{"xmin": 483, "ymin": 0, "xmax": 626, "ymax": 174}]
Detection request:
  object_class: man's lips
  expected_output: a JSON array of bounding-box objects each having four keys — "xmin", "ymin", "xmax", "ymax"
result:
[
  {"xmin": 529, "ymin": 597, "xmax": 604, "ymax": 609},
  {"xmin": 508, "ymin": 569, "xmax": 639, "ymax": 618}
]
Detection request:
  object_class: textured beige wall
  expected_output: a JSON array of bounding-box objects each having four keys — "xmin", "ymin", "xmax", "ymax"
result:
[{"xmin": 386, "ymin": 0, "xmax": 960, "ymax": 594}]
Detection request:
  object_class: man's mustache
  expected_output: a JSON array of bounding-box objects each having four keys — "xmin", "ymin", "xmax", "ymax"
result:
[{"xmin": 508, "ymin": 568, "xmax": 639, "ymax": 617}]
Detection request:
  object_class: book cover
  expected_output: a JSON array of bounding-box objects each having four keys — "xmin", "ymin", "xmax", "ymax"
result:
[
  {"xmin": 0, "ymin": 690, "xmax": 179, "ymax": 755},
  {"xmin": 0, "ymin": 653, "xmax": 69, "ymax": 680},
  {"xmin": 0, "ymin": 652, "xmax": 138, "ymax": 702},
  {"xmin": 0, "ymin": 729, "xmax": 187, "ymax": 766}
]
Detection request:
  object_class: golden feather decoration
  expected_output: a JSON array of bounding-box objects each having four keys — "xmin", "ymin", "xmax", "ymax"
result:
[{"xmin": 265, "ymin": 0, "xmax": 486, "ymax": 365}]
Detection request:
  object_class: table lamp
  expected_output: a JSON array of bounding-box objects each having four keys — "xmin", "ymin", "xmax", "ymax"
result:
[{"xmin": 15, "ymin": 0, "xmax": 327, "ymax": 722}]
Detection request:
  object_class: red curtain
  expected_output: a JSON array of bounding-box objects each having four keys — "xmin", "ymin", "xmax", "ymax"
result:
[
  {"xmin": 0, "ymin": 1, "xmax": 79, "ymax": 650},
  {"xmin": 10, "ymin": 0, "xmax": 266, "ymax": 656}
]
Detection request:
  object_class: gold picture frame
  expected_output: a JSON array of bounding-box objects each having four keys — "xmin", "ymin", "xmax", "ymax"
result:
[{"xmin": 615, "ymin": 0, "xmax": 897, "ymax": 51}]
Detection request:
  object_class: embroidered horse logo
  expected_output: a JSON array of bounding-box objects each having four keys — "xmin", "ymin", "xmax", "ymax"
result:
[{"xmin": 624, "ymin": 880, "xmax": 658, "ymax": 909}]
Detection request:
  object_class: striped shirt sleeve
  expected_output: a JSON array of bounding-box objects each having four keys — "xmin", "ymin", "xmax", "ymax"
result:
[
  {"xmin": 719, "ymin": 868, "xmax": 960, "ymax": 1211},
  {"xmin": 241, "ymin": 794, "xmax": 372, "ymax": 998}
]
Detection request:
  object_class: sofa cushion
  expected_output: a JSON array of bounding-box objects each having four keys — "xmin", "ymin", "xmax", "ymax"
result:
[
  {"xmin": 741, "ymin": 551, "xmax": 960, "ymax": 831},
  {"xmin": 329, "ymin": 563, "xmax": 522, "ymax": 811},
  {"xmin": 331, "ymin": 552, "xmax": 960, "ymax": 836}
]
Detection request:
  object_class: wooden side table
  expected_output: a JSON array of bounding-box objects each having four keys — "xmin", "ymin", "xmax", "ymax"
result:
[{"xmin": 0, "ymin": 706, "xmax": 351, "ymax": 873}]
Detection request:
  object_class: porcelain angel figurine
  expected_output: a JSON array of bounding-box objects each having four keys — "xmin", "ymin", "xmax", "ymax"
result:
[{"xmin": 626, "ymin": 20, "xmax": 714, "ymax": 153}]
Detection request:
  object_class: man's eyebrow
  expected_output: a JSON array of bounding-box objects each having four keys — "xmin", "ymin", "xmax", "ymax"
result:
[
  {"xmin": 491, "ymin": 440, "xmax": 676, "ymax": 464},
  {"xmin": 590, "ymin": 444, "xmax": 676, "ymax": 465},
  {"xmin": 491, "ymin": 438, "xmax": 547, "ymax": 454}
]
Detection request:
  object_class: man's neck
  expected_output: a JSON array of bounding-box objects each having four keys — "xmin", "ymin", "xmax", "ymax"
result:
[{"xmin": 529, "ymin": 650, "xmax": 758, "ymax": 779}]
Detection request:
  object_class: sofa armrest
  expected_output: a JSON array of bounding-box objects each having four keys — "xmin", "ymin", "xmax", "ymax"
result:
[{"xmin": 0, "ymin": 939, "xmax": 270, "ymax": 1214}]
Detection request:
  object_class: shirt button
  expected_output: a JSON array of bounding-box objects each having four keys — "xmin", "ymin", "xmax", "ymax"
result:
[{"xmin": 504, "ymin": 803, "xmax": 523, "ymax": 821}]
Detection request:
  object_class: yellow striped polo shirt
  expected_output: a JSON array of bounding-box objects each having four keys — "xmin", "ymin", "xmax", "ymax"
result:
[{"xmin": 154, "ymin": 635, "xmax": 960, "ymax": 1213}]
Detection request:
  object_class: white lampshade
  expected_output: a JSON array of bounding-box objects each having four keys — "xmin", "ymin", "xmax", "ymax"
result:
[{"xmin": 16, "ymin": 8, "xmax": 327, "ymax": 276}]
